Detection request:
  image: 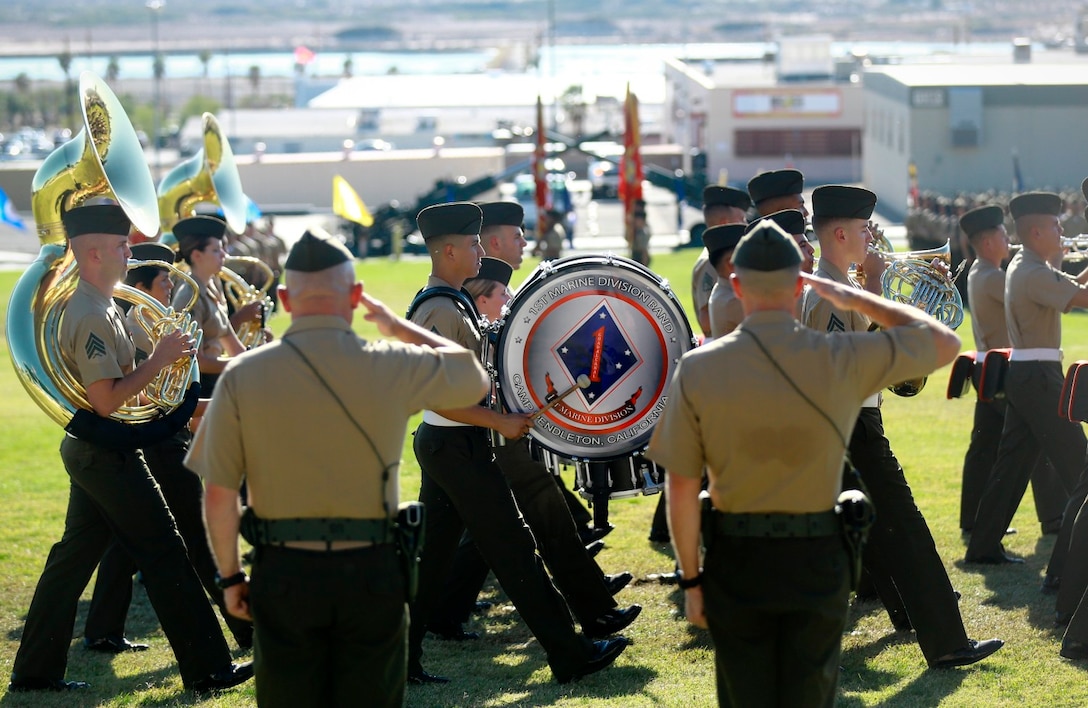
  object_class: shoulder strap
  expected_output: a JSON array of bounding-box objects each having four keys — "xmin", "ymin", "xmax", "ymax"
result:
[{"xmin": 406, "ymin": 286, "xmax": 481, "ymax": 333}]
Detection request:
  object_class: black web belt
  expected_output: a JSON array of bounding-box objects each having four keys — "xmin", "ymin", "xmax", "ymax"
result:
[
  {"xmin": 241, "ymin": 508, "xmax": 394, "ymax": 546},
  {"xmin": 711, "ymin": 509, "xmax": 839, "ymax": 538}
]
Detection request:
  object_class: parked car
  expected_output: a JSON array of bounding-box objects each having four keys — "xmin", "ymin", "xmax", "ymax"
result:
[
  {"xmin": 511, "ymin": 172, "xmax": 574, "ymax": 233},
  {"xmin": 588, "ymin": 159, "xmax": 619, "ymax": 199}
]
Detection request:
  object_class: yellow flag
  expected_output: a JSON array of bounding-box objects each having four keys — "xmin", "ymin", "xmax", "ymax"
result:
[{"xmin": 332, "ymin": 174, "xmax": 374, "ymax": 227}]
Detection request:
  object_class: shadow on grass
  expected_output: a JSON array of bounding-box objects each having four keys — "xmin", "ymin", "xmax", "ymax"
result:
[{"xmin": 953, "ymin": 532, "xmax": 1058, "ymax": 631}]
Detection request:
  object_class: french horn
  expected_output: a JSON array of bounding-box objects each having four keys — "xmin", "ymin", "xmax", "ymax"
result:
[
  {"xmin": 868, "ymin": 240, "xmax": 965, "ymax": 397},
  {"xmin": 6, "ymin": 71, "xmax": 201, "ymax": 428},
  {"xmin": 158, "ymin": 113, "xmax": 271, "ymax": 349}
]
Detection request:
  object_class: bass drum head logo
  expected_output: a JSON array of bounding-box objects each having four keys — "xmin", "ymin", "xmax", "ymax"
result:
[{"xmin": 496, "ymin": 256, "xmax": 694, "ymax": 460}]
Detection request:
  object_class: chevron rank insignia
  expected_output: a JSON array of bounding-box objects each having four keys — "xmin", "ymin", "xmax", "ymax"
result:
[
  {"xmin": 827, "ymin": 313, "xmax": 846, "ymax": 333},
  {"xmin": 84, "ymin": 332, "xmax": 107, "ymax": 359}
]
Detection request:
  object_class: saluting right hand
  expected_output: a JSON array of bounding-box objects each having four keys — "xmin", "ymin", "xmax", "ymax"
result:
[{"xmin": 359, "ymin": 291, "xmax": 399, "ymax": 337}]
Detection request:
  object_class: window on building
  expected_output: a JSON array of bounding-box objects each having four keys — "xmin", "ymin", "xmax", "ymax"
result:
[{"xmin": 734, "ymin": 128, "xmax": 863, "ymax": 157}]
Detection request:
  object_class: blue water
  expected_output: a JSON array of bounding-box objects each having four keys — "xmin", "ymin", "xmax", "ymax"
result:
[{"xmin": 0, "ymin": 41, "xmax": 1028, "ymax": 82}]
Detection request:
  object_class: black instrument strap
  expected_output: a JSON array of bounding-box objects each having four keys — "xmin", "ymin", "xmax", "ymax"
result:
[
  {"xmin": 281, "ymin": 334, "xmax": 394, "ymax": 518},
  {"xmin": 741, "ymin": 327, "xmax": 851, "ymax": 460}
]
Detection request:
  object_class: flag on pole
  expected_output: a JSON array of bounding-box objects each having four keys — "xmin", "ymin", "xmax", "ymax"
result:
[
  {"xmin": 294, "ymin": 46, "xmax": 316, "ymax": 67},
  {"xmin": 618, "ymin": 83, "xmax": 643, "ymax": 245},
  {"xmin": 533, "ymin": 94, "xmax": 550, "ymax": 220},
  {"xmin": 0, "ymin": 187, "xmax": 26, "ymax": 231},
  {"xmin": 618, "ymin": 83, "xmax": 643, "ymax": 211},
  {"xmin": 907, "ymin": 161, "xmax": 919, "ymax": 208},
  {"xmin": 332, "ymin": 175, "xmax": 374, "ymax": 227}
]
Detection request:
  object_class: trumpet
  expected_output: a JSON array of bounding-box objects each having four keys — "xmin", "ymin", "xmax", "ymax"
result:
[
  {"xmin": 222, "ymin": 255, "xmax": 276, "ymax": 349},
  {"xmin": 1007, "ymin": 236, "xmax": 1088, "ymax": 263}
]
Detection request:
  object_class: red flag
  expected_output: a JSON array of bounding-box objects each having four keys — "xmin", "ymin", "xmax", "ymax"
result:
[
  {"xmin": 294, "ymin": 45, "xmax": 316, "ymax": 66},
  {"xmin": 618, "ymin": 83, "xmax": 643, "ymax": 215},
  {"xmin": 534, "ymin": 95, "xmax": 550, "ymax": 219}
]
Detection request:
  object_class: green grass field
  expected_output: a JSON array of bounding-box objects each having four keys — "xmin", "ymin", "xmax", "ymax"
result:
[{"xmin": 2, "ymin": 250, "xmax": 1088, "ymax": 707}]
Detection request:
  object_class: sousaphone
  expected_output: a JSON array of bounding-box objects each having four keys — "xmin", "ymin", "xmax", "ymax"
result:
[{"xmin": 6, "ymin": 71, "xmax": 201, "ymax": 429}]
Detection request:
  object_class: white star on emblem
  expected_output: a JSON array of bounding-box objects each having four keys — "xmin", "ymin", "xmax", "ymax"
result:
[
  {"xmin": 561, "ymin": 347, "xmax": 569, "ymax": 354},
  {"xmin": 599, "ymin": 313, "xmax": 607, "ymax": 319},
  {"xmin": 588, "ymin": 392, "xmax": 596, "ymax": 399},
  {"xmin": 616, "ymin": 363, "xmax": 623, "ymax": 370},
  {"xmin": 624, "ymin": 349, "xmax": 631, "ymax": 356}
]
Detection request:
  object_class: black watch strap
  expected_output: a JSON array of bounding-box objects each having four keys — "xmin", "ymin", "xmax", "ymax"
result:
[
  {"xmin": 677, "ymin": 572, "xmax": 703, "ymax": 589},
  {"xmin": 215, "ymin": 570, "xmax": 248, "ymax": 589}
]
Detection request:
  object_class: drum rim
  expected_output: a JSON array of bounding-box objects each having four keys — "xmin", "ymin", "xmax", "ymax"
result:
[{"xmin": 495, "ymin": 255, "xmax": 695, "ymax": 461}]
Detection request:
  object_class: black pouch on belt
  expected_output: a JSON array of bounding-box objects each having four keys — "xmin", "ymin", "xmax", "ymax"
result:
[
  {"xmin": 394, "ymin": 501, "xmax": 426, "ymax": 603},
  {"xmin": 836, "ymin": 488, "xmax": 875, "ymax": 592}
]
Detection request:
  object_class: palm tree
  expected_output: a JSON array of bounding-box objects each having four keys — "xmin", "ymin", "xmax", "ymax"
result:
[
  {"xmin": 343, "ymin": 54, "xmax": 353, "ymax": 78},
  {"xmin": 248, "ymin": 65, "xmax": 261, "ymax": 100},
  {"xmin": 106, "ymin": 56, "xmax": 120, "ymax": 83},
  {"xmin": 57, "ymin": 43, "xmax": 73, "ymax": 129},
  {"xmin": 199, "ymin": 49, "xmax": 212, "ymax": 78}
]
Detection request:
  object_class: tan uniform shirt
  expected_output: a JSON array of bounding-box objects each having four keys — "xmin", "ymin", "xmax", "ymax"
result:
[
  {"xmin": 61, "ymin": 279, "xmax": 135, "ymax": 388},
  {"xmin": 691, "ymin": 250, "xmax": 716, "ymax": 324},
  {"xmin": 535, "ymin": 224, "xmax": 565, "ymax": 260},
  {"xmin": 124, "ymin": 306, "xmax": 154, "ymax": 363},
  {"xmin": 801, "ymin": 260, "xmax": 872, "ymax": 335},
  {"xmin": 186, "ymin": 314, "xmax": 486, "ymax": 519},
  {"xmin": 646, "ymin": 310, "xmax": 937, "ymax": 513},
  {"xmin": 173, "ymin": 277, "xmax": 232, "ymax": 359},
  {"xmin": 966, "ymin": 258, "xmax": 1009, "ymax": 351},
  {"xmin": 409, "ymin": 276, "xmax": 484, "ymax": 419},
  {"xmin": 1005, "ymin": 248, "xmax": 1080, "ymax": 349},
  {"xmin": 708, "ymin": 276, "xmax": 745, "ymax": 340}
]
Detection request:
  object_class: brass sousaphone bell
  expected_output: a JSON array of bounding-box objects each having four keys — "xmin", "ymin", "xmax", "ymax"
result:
[
  {"xmin": 158, "ymin": 113, "xmax": 275, "ymax": 349},
  {"xmin": 6, "ymin": 71, "xmax": 202, "ymax": 428}
]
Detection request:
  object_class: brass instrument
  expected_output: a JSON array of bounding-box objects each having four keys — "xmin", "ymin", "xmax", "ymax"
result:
[
  {"xmin": 222, "ymin": 255, "xmax": 275, "ymax": 348},
  {"xmin": 1062, "ymin": 236, "xmax": 1088, "ymax": 262},
  {"xmin": 157, "ymin": 112, "xmax": 247, "ymax": 236},
  {"xmin": 875, "ymin": 240, "xmax": 965, "ymax": 331},
  {"xmin": 158, "ymin": 113, "xmax": 272, "ymax": 348},
  {"xmin": 6, "ymin": 71, "xmax": 201, "ymax": 428},
  {"xmin": 857, "ymin": 240, "xmax": 964, "ymax": 396}
]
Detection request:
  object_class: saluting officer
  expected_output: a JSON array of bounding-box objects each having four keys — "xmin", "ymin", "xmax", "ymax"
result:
[
  {"xmin": 691, "ymin": 185, "xmax": 750, "ymax": 337},
  {"xmin": 957, "ymin": 205, "xmax": 1066, "ymax": 537},
  {"xmin": 647, "ymin": 221, "xmax": 961, "ymax": 705},
  {"xmin": 9, "ymin": 204, "xmax": 252, "ymax": 694},
  {"xmin": 406, "ymin": 202, "xmax": 629, "ymax": 685},
  {"xmin": 704, "ymin": 223, "xmax": 747, "ymax": 340},
  {"xmin": 190, "ymin": 229, "xmax": 489, "ymax": 707},
  {"xmin": 966, "ymin": 192, "xmax": 1088, "ymax": 579},
  {"xmin": 803, "ymin": 186, "xmax": 1003, "ymax": 669}
]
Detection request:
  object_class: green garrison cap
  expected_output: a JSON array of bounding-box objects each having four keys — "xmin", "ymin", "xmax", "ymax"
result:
[
  {"xmin": 747, "ymin": 209, "xmax": 806, "ymax": 236},
  {"xmin": 747, "ymin": 169, "xmax": 803, "ymax": 204},
  {"xmin": 703, "ymin": 185, "xmax": 752, "ymax": 210},
  {"xmin": 703, "ymin": 223, "xmax": 747, "ymax": 258},
  {"xmin": 959, "ymin": 205, "xmax": 1005, "ymax": 237},
  {"xmin": 732, "ymin": 221, "xmax": 802, "ymax": 271},
  {"xmin": 61, "ymin": 204, "xmax": 132, "ymax": 239},
  {"xmin": 812, "ymin": 185, "xmax": 877, "ymax": 220},
  {"xmin": 479, "ymin": 201, "xmax": 524, "ymax": 228},
  {"xmin": 285, "ymin": 228, "xmax": 353, "ymax": 272},
  {"xmin": 466, "ymin": 256, "xmax": 513, "ymax": 287},
  {"xmin": 417, "ymin": 202, "xmax": 483, "ymax": 240},
  {"xmin": 1009, "ymin": 192, "xmax": 1062, "ymax": 220},
  {"xmin": 173, "ymin": 215, "xmax": 227, "ymax": 256},
  {"xmin": 129, "ymin": 242, "xmax": 177, "ymax": 264}
]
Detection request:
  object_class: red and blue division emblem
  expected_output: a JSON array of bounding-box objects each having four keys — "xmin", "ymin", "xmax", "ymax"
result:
[{"xmin": 496, "ymin": 255, "xmax": 695, "ymax": 460}]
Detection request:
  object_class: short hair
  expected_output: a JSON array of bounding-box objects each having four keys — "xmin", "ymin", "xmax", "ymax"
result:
[
  {"xmin": 733, "ymin": 266, "xmax": 800, "ymax": 296},
  {"xmin": 284, "ymin": 259, "xmax": 354, "ymax": 298},
  {"xmin": 124, "ymin": 264, "xmax": 167, "ymax": 290},
  {"xmin": 427, "ymin": 231, "xmax": 471, "ymax": 254},
  {"xmin": 179, "ymin": 232, "xmax": 225, "ymax": 265},
  {"xmin": 708, "ymin": 246, "xmax": 734, "ymax": 270}
]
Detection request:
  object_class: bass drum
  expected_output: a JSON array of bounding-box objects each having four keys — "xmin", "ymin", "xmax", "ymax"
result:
[{"xmin": 494, "ymin": 254, "xmax": 696, "ymax": 461}]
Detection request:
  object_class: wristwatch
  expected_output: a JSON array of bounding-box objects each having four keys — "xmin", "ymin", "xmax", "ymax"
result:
[
  {"xmin": 214, "ymin": 570, "xmax": 248, "ymax": 589},
  {"xmin": 677, "ymin": 571, "xmax": 703, "ymax": 589}
]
